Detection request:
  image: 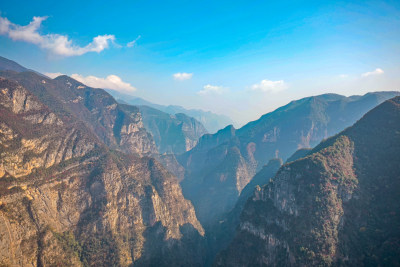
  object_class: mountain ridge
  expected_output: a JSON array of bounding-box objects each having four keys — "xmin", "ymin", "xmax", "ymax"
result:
[
  {"xmin": 128, "ymin": 104, "xmax": 208, "ymax": 154},
  {"xmin": 216, "ymin": 96, "xmax": 400, "ymax": 266},
  {"xmin": 176, "ymin": 90, "xmax": 400, "ymax": 227},
  {"xmin": 0, "ymin": 63, "xmax": 206, "ymax": 266},
  {"xmin": 0, "ymin": 71, "xmax": 158, "ymax": 157},
  {"xmin": 106, "ymin": 89, "xmax": 235, "ymax": 133}
]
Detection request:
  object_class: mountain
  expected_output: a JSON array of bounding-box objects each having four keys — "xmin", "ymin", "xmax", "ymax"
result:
[
  {"xmin": 1, "ymin": 55, "xmax": 399, "ymax": 266},
  {"xmin": 0, "ymin": 75, "xmax": 206, "ymax": 265},
  {"xmin": 206, "ymin": 158, "xmax": 283, "ymax": 265},
  {"xmin": 0, "ymin": 70, "xmax": 157, "ymax": 157},
  {"xmin": 216, "ymin": 96, "xmax": 400, "ymax": 266},
  {"xmin": 177, "ymin": 91, "xmax": 400, "ymax": 226},
  {"xmin": 286, "ymin": 148, "xmax": 312, "ymax": 163},
  {"xmin": 127, "ymin": 104, "xmax": 208, "ymax": 154},
  {"xmin": 0, "ymin": 56, "xmax": 47, "ymax": 78},
  {"xmin": 0, "ymin": 56, "xmax": 29, "ymax": 73},
  {"xmin": 0, "ymin": 57, "xmax": 206, "ymax": 156},
  {"xmin": 106, "ymin": 89, "xmax": 235, "ymax": 133}
]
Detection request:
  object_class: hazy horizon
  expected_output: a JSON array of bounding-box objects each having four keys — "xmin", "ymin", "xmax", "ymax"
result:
[{"xmin": 1, "ymin": 0, "xmax": 399, "ymax": 125}]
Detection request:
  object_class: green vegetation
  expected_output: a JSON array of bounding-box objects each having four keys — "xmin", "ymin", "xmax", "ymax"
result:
[{"xmin": 53, "ymin": 231, "xmax": 83, "ymax": 261}]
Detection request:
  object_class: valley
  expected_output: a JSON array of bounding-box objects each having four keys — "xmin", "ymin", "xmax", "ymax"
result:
[{"xmin": 0, "ymin": 56, "xmax": 399, "ymax": 266}]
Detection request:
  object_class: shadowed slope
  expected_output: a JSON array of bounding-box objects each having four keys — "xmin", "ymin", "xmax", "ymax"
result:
[{"xmin": 216, "ymin": 96, "xmax": 400, "ymax": 266}]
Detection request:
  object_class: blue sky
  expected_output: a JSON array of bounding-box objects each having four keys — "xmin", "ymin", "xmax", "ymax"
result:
[{"xmin": 1, "ymin": 0, "xmax": 399, "ymax": 125}]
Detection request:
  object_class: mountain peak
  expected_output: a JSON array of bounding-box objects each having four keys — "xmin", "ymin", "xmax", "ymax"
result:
[{"xmin": 217, "ymin": 96, "xmax": 400, "ymax": 266}]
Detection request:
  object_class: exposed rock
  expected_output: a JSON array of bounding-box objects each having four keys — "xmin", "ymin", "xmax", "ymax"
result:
[
  {"xmin": 106, "ymin": 89, "xmax": 234, "ymax": 134},
  {"xmin": 216, "ymin": 97, "xmax": 400, "ymax": 266},
  {"xmin": 0, "ymin": 76, "xmax": 205, "ymax": 266},
  {"xmin": 0, "ymin": 71, "xmax": 157, "ymax": 157},
  {"xmin": 132, "ymin": 105, "xmax": 208, "ymax": 154},
  {"xmin": 0, "ymin": 153, "xmax": 205, "ymax": 266},
  {"xmin": 177, "ymin": 91, "xmax": 400, "ymax": 228},
  {"xmin": 0, "ymin": 78, "xmax": 95, "ymax": 178},
  {"xmin": 158, "ymin": 154, "xmax": 185, "ymax": 182}
]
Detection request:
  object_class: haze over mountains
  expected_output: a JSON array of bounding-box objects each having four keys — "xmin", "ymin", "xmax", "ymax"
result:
[
  {"xmin": 129, "ymin": 104, "xmax": 208, "ymax": 155},
  {"xmin": 217, "ymin": 96, "xmax": 400, "ymax": 266},
  {"xmin": 176, "ymin": 90, "xmax": 400, "ymax": 226},
  {"xmin": 0, "ymin": 56, "xmax": 399, "ymax": 266},
  {"xmin": 107, "ymin": 89, "xmax": 235, "ymax": 134}
]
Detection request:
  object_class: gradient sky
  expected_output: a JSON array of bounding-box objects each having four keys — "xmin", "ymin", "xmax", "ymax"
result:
[{"xmin": 0, "ymin": 0, "xmax": 399, "ymax": 126}]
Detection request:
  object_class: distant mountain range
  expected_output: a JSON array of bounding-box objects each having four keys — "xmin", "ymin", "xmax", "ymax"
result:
[
  {"xmin": 0, "ymin": 56, "xmax": 210, "ymax": 156},
  {"xmin": 217, "ymin": 96, "xmax": 400, "ymax": 266},
  {"xmin": 0, "ymin": 55, "xmax": 399, "ymax": 266},
  {"xmin": 106, "ymin": 89, "xmax": 235, "ymax": 133},
  {"xmin": 176, "ymin": 91, "xmax": 400, "ymax": 227},
  {"xmin": 123, "ymin": 104, "xmax": 208, "ymax": 154},
  {"xmin": 0, "ymin": 59, "xmax": 205, "ymax": 266}
]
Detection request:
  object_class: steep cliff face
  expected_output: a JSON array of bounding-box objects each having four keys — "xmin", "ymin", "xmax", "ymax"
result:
[
  {"xmin": 131, "ymin": 105, "xmax": 207, "ymax": 154},
  {"xmin": 206, "ymin": 158, "xmax": 283, "ymax": 265},
  {"xmin": 178, "ymin": 92, "xmax": 400, "ymax": 226},
  {"xmin": 216, "ymin": 97, "xmax": 400, "ymax": 266},
  {"xmin": 235, "ymin": 158, "xmax": 283, "ymax": 216},
  {"xmin": 184, "ymin": 146, "xmax": 254, "ymax": 225},
  {"xmin": 0, "ymin": 71, "xmax": 157, "ymax": 157},
  {"xmin": 0, "ymin": 77, "xmax": 96, "ymax": 178},
  {"xmin": 0, "ymin": 77, "xmax": 205, "ymax": 266},
  {"xmin": 0, "ymin": 154, "xmax": 205, "ymax": 266},
  {"xmin": 106, "ymin": 89, "xmax": 235, "ymax": 134},
  {"xmin": 158, "ymin": 154, "xmax": 186, "ymax": 182}
]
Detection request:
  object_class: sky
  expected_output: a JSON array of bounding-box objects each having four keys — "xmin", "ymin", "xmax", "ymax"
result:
[{"xmin": 0, "ymin": 0, "xmax": 399, "ymax": 126}]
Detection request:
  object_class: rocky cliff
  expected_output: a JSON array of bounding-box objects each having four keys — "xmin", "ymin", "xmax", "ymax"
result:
[
  {"xmin": 216, "ymin": 96, "xmax": 400, "ymax": 266},
  {"xmin": 178, "ymin": 92, "xmax": 400, "ymax": 226},
  {"xmin": 106, "ymin": 89, "xmax": 235, "ymax": 134},
  {"xmin": 0, "ymin": 76, "xmax": 205, "ymax": 266},
  {"xmin": 130, "ymin": 104, "xmax": 207, "ymax": 154},
  {"xmin": 0, "ymin": 77, "xmax": 97, "ymax": 178},
  {"xmin": 0, "ymin": 70, "xmax": 157, "ymax": 157},
  {"xmin": 206, "ymin": 158, "xmax": 283, "ymax": 265}
]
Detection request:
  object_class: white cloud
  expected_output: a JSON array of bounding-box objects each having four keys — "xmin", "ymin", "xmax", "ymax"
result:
[
  {"xmin": 45, "ymin": 72, "xmax": 64, "ymax": 79},
  {"xmin": 0, "ymin": 17, "xmax": 11, "ymax": 34},
  {"xmin": 71, "ymin": 74, "xmax": 136, "ymax": 93},
  {"xmin": 173, "ymin": 72, "xmax": 193, "ymax": 81},
  {"xmin": 362, "ymin": 68, "xmax": 384, "ymax": 77},
  {"xmin": 0, "ymin": 16, "xmax": 115, "ymax": 57},
  {"xmin": 198, "ymin": 84, "xmax": 225, "ymax": 95},
  {"xmin": 250, "ymin": 79, "xmax": 287, "ymax": 93},
  {"xmin": 127, "ymin": 35, "xmax": 141, "ymax": 47},
  {"xmin": 339, "ymin": 74, "xmax": 348, "ymax": 78}
]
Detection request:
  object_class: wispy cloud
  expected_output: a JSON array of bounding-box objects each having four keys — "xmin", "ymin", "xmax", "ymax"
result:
[
  {"xmin": 71, "ymin": 74, "xmax": 136, "ymax": 93},
  {"xmin": 127, "ymin": 35, "xmax": 141, "ymax": 47},
  {"xmin": 173, "ymin": 72, "xmax": 193, "ymax": 81},
  {"xmin": 198, "ymin": 84, "xmax": 226, "ymax": 95},
  {"xmin": 45, "ymin": 72, "xmax": 64, "ymax": 79},
  {"xmin": 250, "ymin": 79, "xmax": 287, "ymax": 93},
  {"xmin": 0, "ymin": 16, "xmax": 115, "ymax": 57},
  {"xmin": 362, "ymin": 68, "xmax": 384, "ymax": 77}
]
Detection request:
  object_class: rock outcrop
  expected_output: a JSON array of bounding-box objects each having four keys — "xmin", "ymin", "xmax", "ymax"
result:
[
  {"xmin": 0, "ymin": 78, "xmax": 96, "ymax": 178},
  {"xmin": 0, "ymin": 76, "xmax": 205, "ymax": 266},
  {"xmin": 216, "ymin": 96, "xmax": 400, "ymax": 266},
  {"xmin": 178, "ymin": 92, "xmax": 400, "ymax": 226},
  {"xmin": 206, "ymin": 158, "xmax": 283, "ymax": 265},
  {"xmin": 106, "ymin": 89, "xmax": 234, "ymax": 134},
  {"xmin": 129, "ymin": 104, "xmax": 208, "ymax": 154},
  {"xmin": 0, "ymin": 71, "xmax": 157, "ymax": 157}
]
